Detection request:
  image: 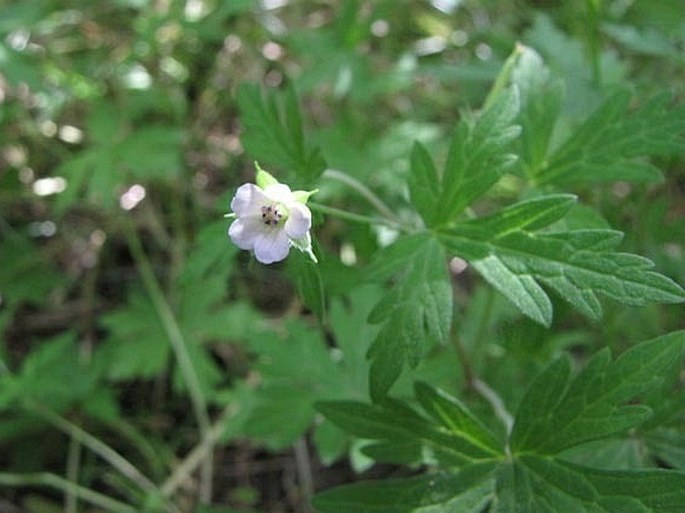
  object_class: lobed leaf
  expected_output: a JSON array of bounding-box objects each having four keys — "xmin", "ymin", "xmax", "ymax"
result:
[
  {"xmin": 407, "ymin": 88, "xmax": 520, "ymax": 226},
  {"xmin": 414, "ymin": 382, "xmax": 502, "ymax": 457},
  {"xmin": 366, "ymin": 235, "xmax": 452, "ymax": 400},
  {"xmin": 408, "ymin": 142, "xmax": 440, "ymax": 227},
  {"xmin": 494, "ymin": 456, "xmax": 685, "ymax": 513},
  {"xmin": 317, "ymin": 389, "xmax": 503, "ymax": 465},
  {"xmin": 439, "ymin": 87, "xmax": 521, "ymax": 222},
  {"xmin": 511, "ymin": 332, "xmax": 685, "ymax": 455},
  {"xmin": 236, "ymin": 83, "xmax": 326, "ymax": 184},
  {"xmin": 440, "ymin": 209, "xmax": 685, "ymax": 324},
  {"xmin": 536, "ymin": 90, "xmax": 685, "ymax": 186},
  {"xmin": 510, "ymin": 44, "xmax": 564, "ymax": 177},
  {"xmin": 314, "ymin": 464, "xmax": 496, "ymax": 513}
]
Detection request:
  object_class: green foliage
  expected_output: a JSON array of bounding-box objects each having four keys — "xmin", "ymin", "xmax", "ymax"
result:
[
  {"xmin": 439, "ymin": 203, "xmax": 684, "ymax": 325},
  {"xmin": 510, "ymin": 332, "xmax": 685, "ymax": 454},
  {"xmin": 314, "ymin": 465, "xmax": 496, "ymax": 513},
  {"xmin": 365, "ymin": 235, "xmax": 452, "ymax": 400},
  {"xmin": 536, "ymin": 91, "xmax": 685, "ymax": 186},
  {"xmin": 0, "ymin": 234, "xmax": 64, "ymax": 307},
  {"xmin": 409, "ymin": 88, "xmax": 521, "ymax": 227},
  {"xmin": 1, "ymin": 1, "xmax": 685, "ymax": 512},
  {"xmin": 315, "ymin": 335, "xmax": 685, "ymax": 512},
  {"xmin": 236, "ymin": 84, "xmax": 326, "ymax": 186}
]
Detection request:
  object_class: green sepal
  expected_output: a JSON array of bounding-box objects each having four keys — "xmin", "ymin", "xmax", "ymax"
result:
[
  {"xmin": 291, "ymin": 232, "xmax": 318, "ymax": 263},
  {"xmin": 292, "ymin": 189, "xmax": 318, "ymax": 204},
  {"xmin": 255, "ymin": 161, "xmax": 279, "ymax": 188}
]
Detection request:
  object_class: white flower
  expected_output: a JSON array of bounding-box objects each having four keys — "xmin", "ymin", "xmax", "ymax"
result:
[{"xmin": 227, "ymin": 166, "xmax": 317, "ymax": 264}]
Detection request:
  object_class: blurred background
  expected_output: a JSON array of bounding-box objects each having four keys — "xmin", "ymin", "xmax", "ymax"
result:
[{"xmin": 1, "ymin": 1, "xmax": 684, "ymax": 512}]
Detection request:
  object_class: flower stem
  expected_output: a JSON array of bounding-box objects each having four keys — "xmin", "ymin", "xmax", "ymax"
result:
[
  {"xmin": 322, "ymin": 169, "xmax": 397, "ymax": 222},
  {"xmin": 0, "ymin": 472, "xmax": 137, "ymax": 513},
  {"xmin": 123, "ymin": 219, "xmax": 213, "ymax": 503},
  {"xmin": 309, "ymin": 202, "xmax": 409, "ymax": 232}
]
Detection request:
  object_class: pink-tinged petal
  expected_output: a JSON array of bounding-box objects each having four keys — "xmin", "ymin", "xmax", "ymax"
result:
[
  {"xmin": 253, "ymin": 229, "xmax": 290, "ymax": 264},
  {"xmin": 263, "ymin": 183, "xmax": 294, "ymax": 204},
  {"xmin": 284, "ymin": 203, "xmax": 312, "ymax": 239},
  {"xmin": 230, "ymin": 184, "xmax": 268, "ymax": 217},
  {"xmin": 228, "ymin": 218, "xmax": 261, "ymax": 250}
]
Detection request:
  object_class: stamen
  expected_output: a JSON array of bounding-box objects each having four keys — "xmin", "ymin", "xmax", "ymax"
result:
[{"xmin": 261, "ymin": 204, "xmax": 283, "ymax": 226}]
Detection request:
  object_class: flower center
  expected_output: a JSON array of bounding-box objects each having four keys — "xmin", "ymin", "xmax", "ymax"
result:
[{"xmin": 261, "ymin": 204, "xmax": 284, "ymax": 226}]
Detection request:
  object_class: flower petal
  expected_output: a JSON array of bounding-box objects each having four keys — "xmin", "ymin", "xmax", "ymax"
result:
[
  {"xmin": 230, "ymin": 184, "xmax": 268, "ymax": 217},
  {"xmin": 228, "ymin": 218, "xmax": 261, "ymax": 250},
  {"xmin": 263, "ymin": 183, "xmax": 294, "ymax": 204},
  {"xmin": 284, "ymin": 202, "xmax": 312, "ymax": 239},
  {"xmin": 253, "ymin": 229, "xmax": 290, "ymax": 264}
]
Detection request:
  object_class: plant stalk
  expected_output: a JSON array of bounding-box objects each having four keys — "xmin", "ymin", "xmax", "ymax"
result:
[
  {"xmin": 24, "ymin": 401, "xmax": 158, "ymax": 494},
  {"xmin": 123, "ymin": 219, "xmax": 213, "ymax": 503},
  {"xmin": 0, "ymin": 472, "xmax": 137, "ymax": 513},
  {"xmin": 322, "ymin": 169, "xmax": 397, "ymax": 222},
  {"xmin": 309, "ymin": 202, "xmax": 409, "ymax": 233}
]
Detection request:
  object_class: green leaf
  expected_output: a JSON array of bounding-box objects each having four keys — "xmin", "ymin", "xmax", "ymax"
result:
[
  {"xmin": 313, "ymin": 464, "xmax": 496, "ymax": 513},
  {"xmin": 408, "ymin": 141, "xmax": 440, "ymax": 227},
  {"xmin": 239, "ymin": 287, "xmax": 378, "ymax": 450},
  {"xmin": 97, "ymin": 290, "xmax": 170, "ymax": 380},
  {"xmin": 366, "ymin": 235, "xmax": 452, "ymax": 400},
  {"xmin": 440, "ymin": 201, "xmax": 685, "ymax": 324},
  {"xmin": 315, "ymin": 336, "xmax": 685, "ymax": 512},
  {"xmin": 494, "ymin": 456, "xmax": 685, "ymax": 513},
  {"xmin": 236, "ymin": 83, "xmax": 326, "ymax": 184},
  {"xmin": 414, "ymin": 382, "xmax": 502, "ymax": 457},
  {"xmin": 7, "ymin": 332, "xmax": 100, "ymax": 412},
  {"xmin": 287, "ymin": 250, "xmax": 325, "ymax": 320},
  {"xmin": 603, "ymin": 23, "xmax": 681, "ymax": 58},
  {"xmin": 536, "ymin": 91, "xmax": 685, "ymax": 186},
  {"xmin": 470, "ymin": 194, "xmax": 577, "ymax": 236},
  {"xmin": 509, "ymin": 44, "xmax": 564, "ymax": 176},
  {"xmin": 511, "ymin": 332, "xmax": 685, "ymax": 455},
  {"xmin": 0, "ymin": 234, "xmax": 64, "ymax": 307},
  {"xmin": 119, "ymin": 125, "xmax": 184, "ymax": 179},
  {"xmin": 180, "ymin": 220, "xmax": 237, "ymax": 286},
  {"xmin": 316, "ymin": 399, "xmax": 480, "ymax": 467},
  {"xmin": 437, "ymin": 87, "xmax": 520, "ymax": 222}
]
